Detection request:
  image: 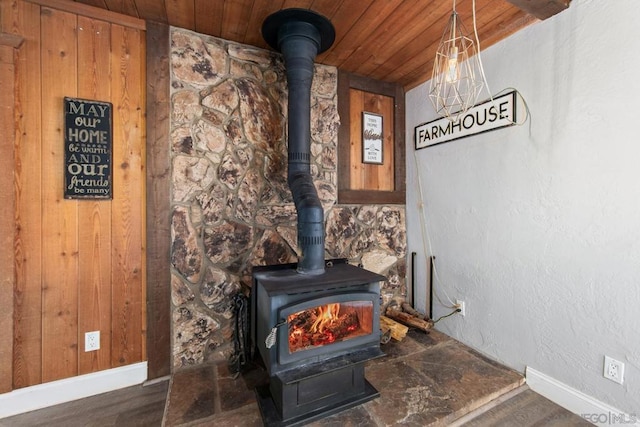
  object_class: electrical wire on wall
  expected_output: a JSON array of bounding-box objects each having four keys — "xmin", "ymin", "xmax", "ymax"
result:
[
  {"xmin": 412, "ymin": 148, "xmax": 457, "ymax": 312},
  {"xmin": 433, "ymin": 308, "xmax": 462, "ymax": 324}
]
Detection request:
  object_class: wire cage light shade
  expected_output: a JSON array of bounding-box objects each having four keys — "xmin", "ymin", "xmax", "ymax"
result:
[{"xmin": 429, "ymin": 10, "xmax": 484, "ymax": 119}]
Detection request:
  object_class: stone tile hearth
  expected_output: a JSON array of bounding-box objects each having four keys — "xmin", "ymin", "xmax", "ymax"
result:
[{"xmin": 163, "ymin": 329, "xmax": 525, "ymax": 426}]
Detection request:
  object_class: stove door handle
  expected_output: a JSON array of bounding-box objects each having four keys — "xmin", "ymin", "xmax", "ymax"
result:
[{"xmin": 265, "ymin": 320, "xmax": 286, "ymax": 349}]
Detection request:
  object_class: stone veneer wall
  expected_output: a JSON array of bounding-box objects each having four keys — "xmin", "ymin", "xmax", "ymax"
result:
[{"xmin": 169, "ymin": 28, "xmax": 407, "ymax": 369}]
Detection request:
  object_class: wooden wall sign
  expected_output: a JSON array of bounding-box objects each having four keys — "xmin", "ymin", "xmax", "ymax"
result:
[
  {"xmin": 64, "ymin": 97, "xmax": 113, "ymax": 199},
  {"xmin": 414, "ymin": 90, "xmax": 516, "ymax": 150},
  {"xmin": 362, "ymin": 112, "xmax": 384, "ymax": 164}
]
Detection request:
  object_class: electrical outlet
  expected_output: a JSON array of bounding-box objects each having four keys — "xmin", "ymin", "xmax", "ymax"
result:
[
  {"xmin": 604, "ymin": 355, "xmax": 624, "ymax": 384},
  {"xmin": 455, "ymin": 299, "xmax": 466, "ymax": 317},
  {"xmin": 85, "ymin": 331, "xmax": 100, "ymax": 352}
]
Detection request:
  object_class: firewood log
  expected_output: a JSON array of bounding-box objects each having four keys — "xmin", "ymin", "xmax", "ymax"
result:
[
  {"xmin": 401, "ymin": 302, "xmax": 431, "ymax": 321},
  {"xmin": 385, "ymin": 308, "xmax": 433, "ymax": 333},
  {"xmin": 380, "ymin": 315, "xmax": 408, "ymax": 341}
]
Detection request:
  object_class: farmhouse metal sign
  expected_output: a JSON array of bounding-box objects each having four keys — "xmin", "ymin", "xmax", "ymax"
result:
[
  {"xmin": 415, "ymin": 90, "xmax": 516, "ymax": 150},
  {"xmin": 64, "ymin": 97, "xmax": 112, "ymax": 199}
]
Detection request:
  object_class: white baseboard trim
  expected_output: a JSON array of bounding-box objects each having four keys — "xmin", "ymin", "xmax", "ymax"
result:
[
  {"xmin": 0, "ymin": 362, "xmax": 147, "ymax": 419},
  {"xmin": 526, "ymin": 366, "xmax": 639, "ymax": 426}
]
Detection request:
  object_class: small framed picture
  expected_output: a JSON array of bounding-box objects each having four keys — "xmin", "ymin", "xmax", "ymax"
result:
[{"xmin": 362, "ymin": 111, "xmax": 383, "ymax": 164}]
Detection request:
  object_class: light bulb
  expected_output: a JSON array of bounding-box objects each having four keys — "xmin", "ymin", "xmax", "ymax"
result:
[{"xmin": 445, "ymin": 46, "xmax": 459, "ymax": 83}]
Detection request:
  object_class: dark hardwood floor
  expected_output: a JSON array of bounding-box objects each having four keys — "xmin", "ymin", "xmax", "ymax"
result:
[
  {"xmin": 452, "ymin": 386, "xmax": 592, "ymax": 427},
  {"xmin": 0, "ymin": 379, "xmax": 169, "ymax": 427}
]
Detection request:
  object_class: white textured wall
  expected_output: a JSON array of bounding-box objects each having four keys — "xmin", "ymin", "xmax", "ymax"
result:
[{"xmin": 406, "ymin": 0, "xmax": 640, "ymax": 413}]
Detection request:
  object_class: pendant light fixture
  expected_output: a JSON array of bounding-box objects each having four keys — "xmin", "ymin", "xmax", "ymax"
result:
[{"xmin": 429, "ymin": 0, "xmax": 484, "ymax": 119}]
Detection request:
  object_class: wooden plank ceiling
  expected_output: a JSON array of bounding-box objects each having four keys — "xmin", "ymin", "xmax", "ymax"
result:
[{"xmin": 73, "ymin": 0, "xmax": 570, "ymax": 89}]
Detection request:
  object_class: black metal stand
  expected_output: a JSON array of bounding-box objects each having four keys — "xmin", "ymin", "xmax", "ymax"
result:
[
  {"xmin": 256, "ymin": 347, "xmax": 383, "ymax": 426},
  {"xmin": 256, "ymin": 379, "xmax": 379, "ymax": 427}
]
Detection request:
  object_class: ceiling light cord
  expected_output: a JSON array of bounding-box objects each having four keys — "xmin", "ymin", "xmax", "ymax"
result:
[
  {"xmin": 412, "ymin": 148, "xmax": 457, "ymax": 310},
  {"xmin": 471, "ymin": 0, "xmax": 531, "ymax": 128},
  {"xmin": 417, "ymin": 0, "xmax": 532, "ymax": 313},
  {"xmin": 433, "ymin": 308, "xmax": 462, "ymax": 324},
  {"xmin": 472, "ymin": 0, "xmax": 490, "ymax": 99}
]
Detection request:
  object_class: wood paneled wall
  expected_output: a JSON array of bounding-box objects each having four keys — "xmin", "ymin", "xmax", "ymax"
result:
[
  {"xmin": 144, "ymin": 20, "xmax": 171, "ymax": 380},
  {"xmin": 338, "ymin": 71, "xmax": 406, "ymax": 205},
  {"xmin": 0, "ymin": 0, "xmax": 146, "ymax": 389},
  {"xmin": 0, "ymin": 31, "xmax": 23, "ymax": 394},
  {"xmin": 348, "ymin": 88, "xmax": 395, "ymax": 192}
]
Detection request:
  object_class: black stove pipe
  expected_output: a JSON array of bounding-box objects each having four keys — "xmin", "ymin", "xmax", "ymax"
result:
[{"xmin": 262, "ymin": 10, "xmax": 335, "ymax": 275}]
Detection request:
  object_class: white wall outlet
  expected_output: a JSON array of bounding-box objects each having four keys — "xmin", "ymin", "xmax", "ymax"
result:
[
  {"xmin": 85, "ymin": 331, "xmax": 100, "ymax": 352},
  {"xmin": 604, "ymin": 355, "xmax": 624, "ymax": 384},
  {"xmin": 455, "ymin": 299, "xmax": 466, "ymax": 317}
]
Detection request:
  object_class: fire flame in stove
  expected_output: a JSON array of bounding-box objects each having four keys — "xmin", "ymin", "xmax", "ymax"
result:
[
  {"xmin": 310, "ymin": 303, "xmax": 340, "ymax": 333},
  {"xmin": 288, "ymin": 302, "xmax": 362, "ymax": 352}
]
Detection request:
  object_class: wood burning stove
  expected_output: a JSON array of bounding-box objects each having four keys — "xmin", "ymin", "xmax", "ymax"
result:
[
  {"xmin": 252, "ymin": 260, "xmax": 385, "ymax": 426},
  {"xmin": 251, "ymin": 9, "xmax": 386, "ymax": 425}
]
